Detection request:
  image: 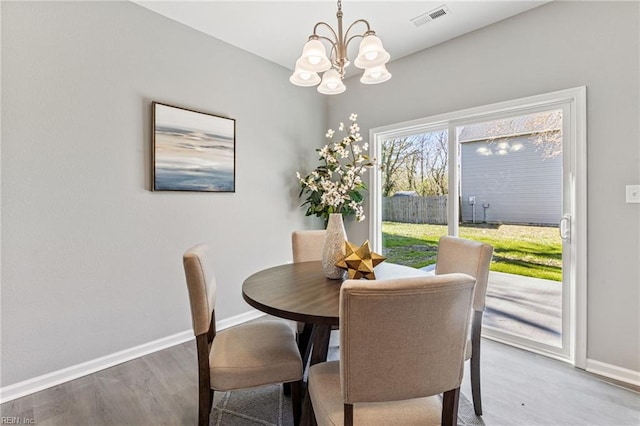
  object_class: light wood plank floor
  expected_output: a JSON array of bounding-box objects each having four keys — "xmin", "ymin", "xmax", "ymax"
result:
[{"xmin": 2, "ymin": 329, "xmax": 639, "ymax": 425}]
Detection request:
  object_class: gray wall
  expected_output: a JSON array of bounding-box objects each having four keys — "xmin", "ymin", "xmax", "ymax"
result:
[
  {"xmin": 1, "ymin": 1, "xmax": 325, "ymax": 387},
  {"xmin": 460, "ymin": 136, "xmax": 562, "ymax": 225},
  {"xmin": 328, "ymin": 1, "xmax": 640, "ymax": 372}
]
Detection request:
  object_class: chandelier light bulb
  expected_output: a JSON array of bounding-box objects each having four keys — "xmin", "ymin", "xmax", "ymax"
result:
[
  {"xmin": 360, "ymin": 64, "xmax": 391, "ymax": 85},
  {"xmin": 355, "ymin": 34, "xmax": 390, "ymax": 69},
  {"xmin": 290, "ymin": 62, "xmax": 321, "ymax": 87},
  {"xmin": 298, "ymin": 38, "xmax": 331, "ymax": 72},
  {"xmin": 318, "ymin": 69, "xmax": 346, "ymax": 95}
]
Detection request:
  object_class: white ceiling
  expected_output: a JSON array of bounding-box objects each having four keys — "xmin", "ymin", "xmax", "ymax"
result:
[{"xmin": 133, "ymin": 1, "xmax": 551, "ymax": 76}]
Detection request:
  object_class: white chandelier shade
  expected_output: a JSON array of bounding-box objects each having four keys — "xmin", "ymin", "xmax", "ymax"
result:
[
  {"xmin": 289, "ymin": 62, "xmax": 322, "ymax": 86},
  {"xmin": 360, "ymin": 64, "xmax": 392, "ymax": 85},
  {"xmin": 297, "ymin": 38, "xmax": 332, "ymax": 72},
  {"xmin": 317, "ymin": 69, "xmax": 346, "ymax": 95},
  {"xmin": 289, "ymin": 0, "xmax": 391, "ymax": 95},
  {"xmin": 354, "ymin": 34, "xmax": 390, "ymax": 69}
]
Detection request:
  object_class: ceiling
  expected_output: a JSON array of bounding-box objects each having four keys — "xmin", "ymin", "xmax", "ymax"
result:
[{"xmin": 133, "ymin": 1, "xmax": 551, "ymax": 77}]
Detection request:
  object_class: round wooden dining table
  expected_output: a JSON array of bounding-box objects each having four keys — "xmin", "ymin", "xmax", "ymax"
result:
[
  {"xmin": 242, "ymin": 260, "xmax": 429, "ymax": 365},
  {"xmin": 242, "ymin": 260, "xmax": 429, "ymax": 425}
]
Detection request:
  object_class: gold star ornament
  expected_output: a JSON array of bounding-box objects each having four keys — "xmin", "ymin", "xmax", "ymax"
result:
[{"xmin": 336, "ymin": 240, "xmax": 386, "ymax": 280}]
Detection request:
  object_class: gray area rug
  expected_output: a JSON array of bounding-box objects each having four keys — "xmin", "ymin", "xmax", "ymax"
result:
[
  {"xmin": 211, "ymin": 384, "xmax": 484, "ymax": 426},
  {"xmin": 210, "ymin": 343, "xmax": 485, "ymax": 426}
]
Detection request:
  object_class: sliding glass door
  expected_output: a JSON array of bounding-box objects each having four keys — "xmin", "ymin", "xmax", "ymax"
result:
[{"xmin": 369, "ymin": 88, "xmax": 586, "ymax": 365}]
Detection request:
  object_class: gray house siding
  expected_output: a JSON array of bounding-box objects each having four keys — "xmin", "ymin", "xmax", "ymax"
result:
[{"xmin": 460, "ymin": 135, "xmax": 562, "ymax": 225}]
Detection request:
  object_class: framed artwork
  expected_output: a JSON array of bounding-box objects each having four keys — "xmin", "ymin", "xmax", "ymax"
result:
[{"xmin": 152, "ymin": 102, "xmax": 236, "ymax": 192}]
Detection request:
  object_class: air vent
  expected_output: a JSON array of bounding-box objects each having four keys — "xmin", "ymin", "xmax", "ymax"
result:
[{"xmin": 410, "ymin": 5, "xmax": 451, "ymax": 27}]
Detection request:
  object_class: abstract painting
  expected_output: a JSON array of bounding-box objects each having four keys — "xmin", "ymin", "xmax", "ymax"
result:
[{"xmin": 152, "ymin": 102, "xmax": 235, "ymax": 192}]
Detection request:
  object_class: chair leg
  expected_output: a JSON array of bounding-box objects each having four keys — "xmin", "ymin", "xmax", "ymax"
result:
[
  {"xmin": 291, "ymin": 380, "xmax": 302, "ymax": 426},
  {"xmin": 301, "ymin": 391, "xmax": 314, "ymax": 426},
  {"xmin": 305, "ymin": 393, "xmax": 318, "ymax": 426},
  {"xmin": 196, "ymin": 334, "xmax": 213, "ymax": 426},
  {"xmin": 470, "ymin": 310, "xmax": 483, "ymax": 416},
  {"xmin": 470, "ymin": 353, "xmax": 482, "ymax": 416},
  {"xmin": 298, "ymin": 323, "xmax": 313, "ymax": 369},
  {"xmin": 344, "ymin": 403, "xmax": 354, "ymax": 426},
  {"xmin": 198, "ymin": 387, "xmax": 212, "ymax": 426},
  {"xmin": 442, "ymin": 388, "xmax": 460, "ymax": 426}
]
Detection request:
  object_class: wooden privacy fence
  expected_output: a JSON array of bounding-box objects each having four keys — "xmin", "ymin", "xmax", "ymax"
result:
[{"xmin": 383, "ymin": 196, "xmax": 448, "ymax": 224}]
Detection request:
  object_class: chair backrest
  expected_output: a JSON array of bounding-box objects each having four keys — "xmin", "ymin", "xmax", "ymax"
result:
[
  {"xmin": 435, "ymin": 236, "xmax": 493, "ymax": 312},
  {"xmin": 183, "ymin": 244, "xmax": 218, "ymax": 337},
  {"xmin": 291, "ymin": 230, "xmax": 326, "ymax": 263},
  {"xmin": 339, "ymin": 274, "xmax": 476, "ymax": 404}
]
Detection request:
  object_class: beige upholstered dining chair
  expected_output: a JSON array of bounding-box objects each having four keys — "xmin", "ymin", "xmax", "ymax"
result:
[
  {"xmin": 183, "ymin": 244, "xmax": 303, "ymax": 426},
  {"xmin": 291, "ymin": 230, "xmax": 326, "ymax": 358},
  {"xmin": 292, "ymin": 230, "xmax": 326, "ymax": 263},
  {"xmin": 308, "ymin": 273, "xmax": 476, "ymax": 426},
  {"xmin": 435, "ymin": 236, "xmax": 493, "ymax": 416}
]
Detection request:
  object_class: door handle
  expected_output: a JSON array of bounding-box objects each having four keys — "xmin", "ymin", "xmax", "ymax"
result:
[{"xmin": 559, "ymin": 215, "xmax": 571, "ymax": 242}]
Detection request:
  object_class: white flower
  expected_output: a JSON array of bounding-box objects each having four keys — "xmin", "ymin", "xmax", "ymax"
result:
[
  {"xmin": 319, "ymin": 145, "xmax": 330, "ymax": 158},
  {"xmin": 297, "ymin": 113, "xmax": 372, "ymax": 222}
]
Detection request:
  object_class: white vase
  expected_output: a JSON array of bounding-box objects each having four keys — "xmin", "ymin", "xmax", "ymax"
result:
[{"xmin": 322, "ymin": 213, "xmax": 347, "ymax": 279}]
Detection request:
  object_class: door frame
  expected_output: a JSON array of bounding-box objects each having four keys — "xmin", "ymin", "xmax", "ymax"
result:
[{"xmin": 369, "ymin": 87, "xmax": 587, "ymax": 368}]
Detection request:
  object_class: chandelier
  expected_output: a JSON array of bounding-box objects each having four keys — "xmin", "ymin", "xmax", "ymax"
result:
[{"xmin": 289, "ymin": 0, "xmax": 391, "ymax": 95}]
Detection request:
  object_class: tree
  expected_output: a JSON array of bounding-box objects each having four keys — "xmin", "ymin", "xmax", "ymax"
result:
[
  {"xmin": 381, "ymin": 131, "xmax": 449, "ymax": 197},
  {"xmin": 417, "ymin": 131, "xmax": 448, "ymax": 195},
  {"xmin": 381, "ymin": 137, "xmax": 418, "ymax": 196}
]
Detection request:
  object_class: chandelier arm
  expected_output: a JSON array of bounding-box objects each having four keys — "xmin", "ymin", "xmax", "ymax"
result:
[
  {"xmin": 315, "ymin": 35, "xmax": 338, "ymax": 48},
  {"xmin": 345, "ymin": 34, "xmax": 366, "ymax": 50},
  {"xmin": 328, "ymin": 44, "xmax": 338, "ymax": 65},
  {"xmin": 313, "ymin": 22, "xmax": 339, "ymax": 44},
  {"xmin": 343, "ymin": 19, "xmax": 371, "ymax": 43}
]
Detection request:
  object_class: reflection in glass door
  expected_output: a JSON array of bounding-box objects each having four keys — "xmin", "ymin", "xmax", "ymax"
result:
[{"xmin": 455, "ymin": 109, "xmax": 567, "ymax": 356}]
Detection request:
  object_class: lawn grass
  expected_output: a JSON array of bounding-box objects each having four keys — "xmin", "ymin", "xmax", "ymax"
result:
[{"xmin": 382, "ymin": 221, "xmax": 562, "ymax": 281}]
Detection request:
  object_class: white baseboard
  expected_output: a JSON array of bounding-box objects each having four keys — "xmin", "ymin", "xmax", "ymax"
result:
[
  {"xmin": 0, "ymin": 310, "xmax": 266, "ymax": 404},
  {"xmin": 586, "ymin": 358, "xmax": 640, "ymax": 387}
]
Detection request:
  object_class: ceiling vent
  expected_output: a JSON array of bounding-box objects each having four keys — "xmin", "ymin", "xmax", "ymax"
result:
[{"xmin": 410, "ymin": 5, "xmax": 451, "ymax": 27}]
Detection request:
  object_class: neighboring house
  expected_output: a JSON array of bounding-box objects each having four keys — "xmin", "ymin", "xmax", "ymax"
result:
[{"xmin": 458, "ymin": 112, "xmax": 562, "ymax": 226}]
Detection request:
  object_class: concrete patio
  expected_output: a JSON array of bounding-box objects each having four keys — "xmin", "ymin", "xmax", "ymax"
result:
[{"xmin": 483, "ymin": 271, "xmax": 562, "ymax": 348}]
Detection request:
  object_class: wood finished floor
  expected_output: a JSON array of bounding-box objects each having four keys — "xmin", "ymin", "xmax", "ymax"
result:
[{"xmin": 2, "ymin": 328, "xmax": 639, "ymax": 425}]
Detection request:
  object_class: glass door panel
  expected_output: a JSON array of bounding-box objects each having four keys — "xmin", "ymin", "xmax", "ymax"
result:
[
  {"xmin": 455, "ymin": 108, "xmax": 570, "ymax": 357},
  {"xmin": 380, "ymin": 130, "xmax": 449, "ymax": 271}
]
